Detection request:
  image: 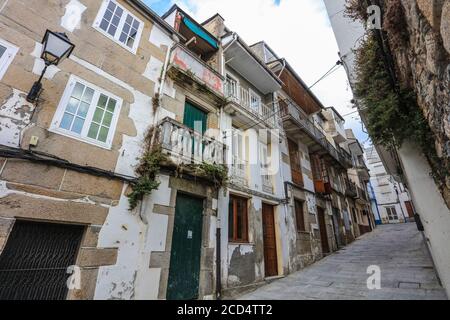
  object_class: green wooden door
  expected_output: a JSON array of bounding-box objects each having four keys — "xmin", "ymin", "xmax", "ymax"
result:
[
  {"xmin": 183, "ymin": 102, "xmax": 207, "ymax": 134},
  {"xmin": 167, "ymin": 193, "xmax": 204, "ymax": 300}
]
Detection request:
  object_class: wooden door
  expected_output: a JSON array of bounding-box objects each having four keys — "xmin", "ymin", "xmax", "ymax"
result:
[
  {"xmin": 317, "ymin": 207, "xmax": 330, "ymax": 254},
  {"xmin": 262, "ymin": 203, "xmax": 278, "ymax": 277},
  {"xmin": 167, "ymin": 193, "xmax": 204, "ymax": 300},
  {"xmin": 405, "ymin": 201, "xmax": 415, "ymax": 218},
  {"xmin": 288, "ymin": 139, "xmax": 303, "ymax": 186},
  {"xmin": 183, "ymin": 101, "xmax": 207, "ymax": 133}
]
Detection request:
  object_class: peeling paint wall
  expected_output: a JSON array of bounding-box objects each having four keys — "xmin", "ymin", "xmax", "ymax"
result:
[{"xmin": 0, "ymin": 88, "xmax": 34, "ymax": 147}]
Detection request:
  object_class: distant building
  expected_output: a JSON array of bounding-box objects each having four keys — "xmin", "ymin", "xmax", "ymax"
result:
[{"xmin": 365, "ymin": 146, "xmax": 414, "ymax": 224}]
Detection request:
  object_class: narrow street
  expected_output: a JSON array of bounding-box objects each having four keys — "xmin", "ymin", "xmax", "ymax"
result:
[{"xmin": 239, "ymin": 223, "xmax": 447, "ymax": 300}]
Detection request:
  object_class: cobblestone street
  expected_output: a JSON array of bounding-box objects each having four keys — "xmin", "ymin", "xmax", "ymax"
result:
[{"xmin": 239, "ymin": 223, "xmax": 447, "ymax": 300}]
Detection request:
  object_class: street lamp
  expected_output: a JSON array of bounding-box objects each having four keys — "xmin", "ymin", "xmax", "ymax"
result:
[{"xmin": 26, "ymin": 30, "xmax": 75, "ymax": 103}]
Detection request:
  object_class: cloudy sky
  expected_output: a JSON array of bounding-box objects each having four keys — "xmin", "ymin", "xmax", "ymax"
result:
[{"xmin": 143, "ymin": 0, "xmax": 369, "ymax": 144}]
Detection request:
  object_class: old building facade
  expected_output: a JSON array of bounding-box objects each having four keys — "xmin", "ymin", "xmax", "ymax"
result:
[{"xmin": 0, "ymin": 0, "xmax": 373, "ymax": 300}]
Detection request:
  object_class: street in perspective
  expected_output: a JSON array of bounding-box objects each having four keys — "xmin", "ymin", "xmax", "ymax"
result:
[
  {"xmin": 0, "ymin": 0, "xmax": 448, "ymax": 304},
  {"xmin": 239, "ymin": 223, "xmax": 446, "ymax": 300}
]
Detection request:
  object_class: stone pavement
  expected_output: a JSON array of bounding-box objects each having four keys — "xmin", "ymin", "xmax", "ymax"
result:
[{"xmin": 238, "ymin": 223, "xmax": 447, "ymax": 300}]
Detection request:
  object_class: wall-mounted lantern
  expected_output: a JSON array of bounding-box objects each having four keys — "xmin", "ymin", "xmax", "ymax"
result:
[{"xmin": 26, "ymin": 30, "xmax": 75, "ymax": 103}]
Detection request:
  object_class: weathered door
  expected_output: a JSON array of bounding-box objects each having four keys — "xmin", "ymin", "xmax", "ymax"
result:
[
  {"xmin": 317, "ymin": 207, "xmax": 330, "ymax": 254},
  {"xmin": 167, "ymin": 193, "xmax": 204, "ymax": 300},
  {"xmin": 183, "ymin": 101, "xmax": 207, "ymax": 133},
  {"xmin": 262, "ymin": 203, "xmax": 278, "ymax": 277},
  {"xmin": 0, "ymin": 220, "xmax": 84, "ymax": 300},
  {"xmin": 332, "ymin": 207, "xmax": 343, "ymax": 248},
  {"xmin": 405, "ymin": 201, "xmax": 415, "ymax": 218},
  {"xmin": 288, "ymin": 139, "xmax": 303, "ymax": 186}
]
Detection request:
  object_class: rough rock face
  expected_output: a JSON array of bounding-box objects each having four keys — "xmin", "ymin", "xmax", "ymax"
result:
[{"xmin": 383, "ymin": 0, "xmax": 450, "ymax": 207}]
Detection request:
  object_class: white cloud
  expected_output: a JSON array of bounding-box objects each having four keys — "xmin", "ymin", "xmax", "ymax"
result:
[{"xmin": 171, "ymin": 0, "xmax": 368, "ymax": 143}]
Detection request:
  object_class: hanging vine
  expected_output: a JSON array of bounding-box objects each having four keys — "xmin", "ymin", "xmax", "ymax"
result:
[{"xmin": 353, "ymin": 32, "xmax": 449, "ymax": 186}]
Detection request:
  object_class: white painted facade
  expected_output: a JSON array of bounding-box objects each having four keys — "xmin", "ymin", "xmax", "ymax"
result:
[{"xmin": 365, "ymin": 146, "xmax": 412, "ymax": 224}]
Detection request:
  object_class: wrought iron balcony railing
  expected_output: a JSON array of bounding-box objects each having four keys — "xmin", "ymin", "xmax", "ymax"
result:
[
  {"xmin": 225, "ymin": 80, "xmax": 281, "ymax": 129},
  {"xmin": 280, "ymin": 98, "xmax": 352, "ymax": 168}
]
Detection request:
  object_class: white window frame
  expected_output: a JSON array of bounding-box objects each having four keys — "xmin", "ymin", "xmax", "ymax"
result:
[
  {"xmin": 226, "ymin": 73, "xmax": 240, "ymax": 101},
  {"xmin": 50, "ymin": 75, "xmax": 122, "ymax": 150},
  {"xmin": 92, "ymin": 0, "xmax": 144, "ymax": 54},
  {"xmin": 249, "ymin": 89, "xmax": 261, "ymax": 114},
  {"xmin": 0, "ymin": 38, "xmax": 19, "ymax": 80}
]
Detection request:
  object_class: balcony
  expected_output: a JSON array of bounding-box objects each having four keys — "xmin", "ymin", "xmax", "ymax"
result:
[
  {"xmin": 167, "ymin": 44, "xmax": 225, "ymax": 103},
  {"xmin": 229, "ymin": 157, "xmax": 248, "ymax": 187},
  {"xmin": 280, "ymin": 99, "xmax": 352, "ymax": 169},
  {"xmin": 344, "ymin": 181, "xmax": 358, "ymax": 198},
  {"xmin": 314, "ymin": 180, "xmax": 332, "ymax": 195},
  {"xmin": 323, "ymin": 107, "xmax": 346, "ymax": 144},
  {"xmin": 356, "ymin": 186, "xmax": 368, "ymax": 202},
  {"xmin": 262, "ymin": 175, "xmax": 273, "ymax": 194},
  {"xmin": 158, "ymin": 117, "xmax": 225, "ymax": 165},
  {"xmin": 224, "ymin": 81, "xmax": 281, "ymax": 129}
]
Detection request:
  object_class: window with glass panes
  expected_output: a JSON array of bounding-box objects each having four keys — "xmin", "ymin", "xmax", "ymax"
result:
[
  {"xmin": 52, "ymin": 76, "xmax": 121, "ymax": 148},
  {"xmin": 95, "ymin": 0, "xmax": 143, "ymax": 52},
  {"xmin": 0, "ymin": 38, "xmax": 18, "ymax": 80}
]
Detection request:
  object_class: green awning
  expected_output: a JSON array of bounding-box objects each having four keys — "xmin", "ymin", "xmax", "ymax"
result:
[{"xmin": 183, "ymin": 16, "xmax": 218, "ymax": 49}]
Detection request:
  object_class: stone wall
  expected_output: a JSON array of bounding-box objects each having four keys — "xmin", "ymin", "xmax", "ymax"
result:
[{"xmin": 383, "ymin": 0, "xmax": 450, "ymax": 207}]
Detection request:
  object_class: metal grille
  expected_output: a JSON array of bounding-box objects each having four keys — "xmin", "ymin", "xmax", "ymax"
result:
[{"xmin": 0, "ymin": 220, "xmax": 84, "ymax": 300}]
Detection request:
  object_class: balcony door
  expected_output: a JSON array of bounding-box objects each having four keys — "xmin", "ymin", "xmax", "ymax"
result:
[
  {"xmin": 183, "ymin": 102, "xmax": 208, "ymax": 161},
  {"xmin": 288, "ymin": 139, "xmax": 303, "ymax": 186},
  {"xmin": 231, "ymin": 128, "xmax": 246, "ymax": 184},
  {"xmin": 183, "ymin": 101, "xmax": 207, "ymax": 134}
]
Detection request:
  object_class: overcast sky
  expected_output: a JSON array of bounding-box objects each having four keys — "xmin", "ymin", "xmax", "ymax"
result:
[{"xmin": 143, "ymin": 0, "xmax": 370, "ymax": 145}]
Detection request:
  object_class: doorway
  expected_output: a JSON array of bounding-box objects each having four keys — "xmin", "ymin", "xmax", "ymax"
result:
[
  {"xmin": 404, "ymin": 201, "xmax": 415, "ymax": 219},
  {"xmin": 0, "ymin": 220, "xmax": 84, "ymax": 300},
  {"xmin": 317, "ymin": 206, "xmax": 330, "ymax": 254},
  {"xmin": 167, "ymin": 193, "xmax": 204, "ymax": 300},
  {"xmin": 262, "ymin": 203, "xmax": 278, "ymax": 277}
]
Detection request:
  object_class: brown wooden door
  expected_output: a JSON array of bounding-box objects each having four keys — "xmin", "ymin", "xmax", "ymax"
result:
[
  {"xmin": 404, "ymin": 201, "xmax": 415, "ymax": 218},
  {"xmin": 317, "ymin": 207, "xmax": 330, "ymax": 254},
  {"xmin": 288, "ymin": 139, "xmax": 303, "ymax": 186},
  {"xmin": 262, "ymin": 203, "xmax": 278, "ymax": 277}
]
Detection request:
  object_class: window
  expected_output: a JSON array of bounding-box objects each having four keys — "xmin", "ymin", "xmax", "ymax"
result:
[
  {"xmin": 225, "ymin": 75, "xmax": 239, "ymax": 100},
  {"xmin": 294, "ymin": 200, "xmax": 305, "ymax": 232},
  {"xmin": 50, "ymin": 75, "xmax": 122, "ymax": 149},
  {"xmin": 260, "ymin": 142, "xmax": 272, "ymax": 191},
  {"xmin": 232, "ymin": 128, "xmax": 245, "ymax": 172},
  {"xmin": 249, "ymin": 89, "xmax": 261, "ymax": 114},
  {"xmin": 229, "ymin": 195, "xmax": 248, "ymax": 242},
  {"xmin": 288, "ymin": 139, "xmax": 303, "ymax": 186},
  {"xmin": 0, "ymin": 38, "xmax": 19, "ymax": 80},
  {"xmin": 386, "ymin": 207, "xmax": 398, "ymax": 221},
  {"xmin": 93, "ymin": 0, "xmax": 144, "ymax": 54}
]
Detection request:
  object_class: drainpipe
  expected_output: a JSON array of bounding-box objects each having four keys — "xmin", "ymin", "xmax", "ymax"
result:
[
  {"xmin": 149, "ymin": 35, "xmax": 179, "ymax": 149},
  {"xmin": 216, "ymin": 228, "xmax": 222, "ymax": 300}
]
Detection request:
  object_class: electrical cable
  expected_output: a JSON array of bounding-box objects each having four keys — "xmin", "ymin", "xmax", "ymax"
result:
[
  {"xmin": 0, "ymin": 145, "xmax": 137, "ymax": 183},
  {"xmin": 308, "ymin": 61, "xmax": 343, "ymax": 89}
]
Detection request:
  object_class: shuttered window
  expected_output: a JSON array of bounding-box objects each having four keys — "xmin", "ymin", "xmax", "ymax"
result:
[
  {"xmin": 229, "ymin": 195, "xmax": 248, "ymax": 242},
  {"xmin": 295, "ymin": 200, "xmax": 306, "ymax": 232}
]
